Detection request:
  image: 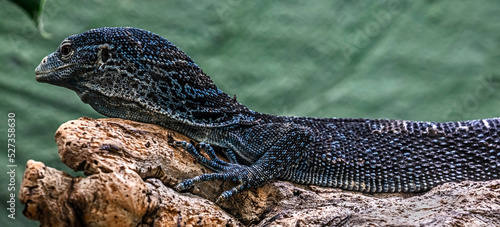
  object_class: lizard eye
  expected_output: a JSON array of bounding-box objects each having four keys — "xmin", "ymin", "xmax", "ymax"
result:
[{"xmin": 60, "ymin": 42, "xmax": 73, "ymax": 59}]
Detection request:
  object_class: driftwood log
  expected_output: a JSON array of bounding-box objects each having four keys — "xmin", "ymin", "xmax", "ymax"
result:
[{"xmin": 20, "ymin": 117, "xmax": 500, "ymax": 226}]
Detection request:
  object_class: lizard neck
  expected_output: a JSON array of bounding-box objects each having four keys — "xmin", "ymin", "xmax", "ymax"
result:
[
  {"xmin": 80, "ymin": 62, "xmax": 259, "ymax": 128},
  {"xmin": 145, "ymin": 68, "xmax": 259, "ymax": 127}
]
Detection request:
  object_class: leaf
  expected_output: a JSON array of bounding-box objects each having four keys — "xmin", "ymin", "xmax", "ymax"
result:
[{"xmin": 8, "ymin": 0, "xmax": 45, "ymax": 26}]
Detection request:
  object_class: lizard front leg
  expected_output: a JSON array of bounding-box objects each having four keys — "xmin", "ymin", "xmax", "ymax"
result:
[{"xmin": 174, "ymin": 127, "xmax": 313, "ymax": 202}]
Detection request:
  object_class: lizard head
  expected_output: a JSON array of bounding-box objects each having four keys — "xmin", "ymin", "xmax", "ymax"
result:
[
  {"xmin": 35, "ymin": 27, "xmax": 256, "ymax": 126},
  {"xmin": 35, "ymin": 27, "xmax": 196, "ymax": 96}
]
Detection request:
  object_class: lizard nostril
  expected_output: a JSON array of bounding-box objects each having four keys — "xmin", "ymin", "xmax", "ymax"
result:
[{"xmin": 41, "ymin": 56, "xmax": 48, "ymax": 64}]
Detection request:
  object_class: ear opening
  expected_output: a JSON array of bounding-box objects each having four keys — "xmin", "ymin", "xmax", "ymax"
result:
[{"xmin": 99, "ymin": 45, "xmax": 111, "ymax": 64}]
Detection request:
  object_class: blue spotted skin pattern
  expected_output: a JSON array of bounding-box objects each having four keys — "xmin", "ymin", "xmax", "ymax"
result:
[{"xmin": 35, "ymin": 27, "xmax": 500, "ymax": 202}]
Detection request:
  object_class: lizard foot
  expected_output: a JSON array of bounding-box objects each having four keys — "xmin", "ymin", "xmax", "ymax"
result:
[{"xmin": 174, "ymin": 164, "xmax": 260, "ymax": 203}]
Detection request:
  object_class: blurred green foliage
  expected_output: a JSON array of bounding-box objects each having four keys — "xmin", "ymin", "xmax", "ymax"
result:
[
  {"xmin": 1, "ymin": 0, "xmax": 500, "ymax": 225},
  {"xmin": 8, "ymin": 0, "xmax": 44, "ymax": 26}
]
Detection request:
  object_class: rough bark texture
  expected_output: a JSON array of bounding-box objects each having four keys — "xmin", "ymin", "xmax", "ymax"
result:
[{"xmin": 20, "ymin": 117, "xmax": 500, "ymax": 226}]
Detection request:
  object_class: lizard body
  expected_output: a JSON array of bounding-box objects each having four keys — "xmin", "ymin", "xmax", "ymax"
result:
[{"xmin": 35, "ymin": 27, "xmax": 500, "ymax": 202}]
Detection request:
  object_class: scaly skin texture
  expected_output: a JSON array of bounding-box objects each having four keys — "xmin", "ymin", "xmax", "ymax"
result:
[{"xmin": 35, "ymin": 27, "xmax": 500, "ymax": 202}]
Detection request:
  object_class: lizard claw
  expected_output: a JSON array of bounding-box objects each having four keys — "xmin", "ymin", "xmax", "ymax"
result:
[
  {"xmin": 215, "ymin": 184, "xmax": 246, "ymax": 203},
  {"xmin": 174, "ymin": 179, "xmax": 194, "ymax": 191},
  {"xmin": 175, "ymin": 175, "xmax": 245, "ymax": 204},
  {"xmin": 173, "ymin": 140, "xmax": 189, "ymax": 148}
]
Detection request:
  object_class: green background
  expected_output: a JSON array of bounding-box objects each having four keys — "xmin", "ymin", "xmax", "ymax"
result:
[{"xmin": 1, "ymin": 0, "xmax": 500, "ymax": 225}]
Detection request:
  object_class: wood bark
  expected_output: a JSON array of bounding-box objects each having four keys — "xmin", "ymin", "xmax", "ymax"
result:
[{"xmin": 20, "ymin": 117, "xmax": 500, "ymax": 226}]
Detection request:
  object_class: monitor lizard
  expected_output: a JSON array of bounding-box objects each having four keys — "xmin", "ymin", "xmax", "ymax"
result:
[{"xmin": 35, "ymin": 27, "xmax": 500, "ymax": 202}]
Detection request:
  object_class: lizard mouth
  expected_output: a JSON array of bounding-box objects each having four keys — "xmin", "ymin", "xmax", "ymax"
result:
[
  {"xmin": 35, "ymin": 71, "xmax": 56, "ymax": 82},
  {"xmin": 35, "ymin": 63, "xmax": 75, "ymax": 83}
]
